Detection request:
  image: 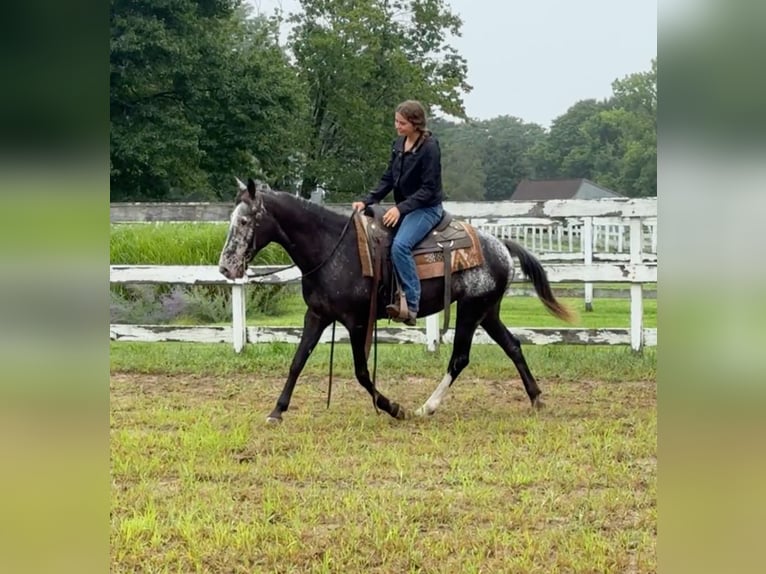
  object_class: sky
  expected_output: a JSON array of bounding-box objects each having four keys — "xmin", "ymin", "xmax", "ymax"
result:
[{"xmin": 245, "ymin": 0, "xmax": 657, "ymax": 127}]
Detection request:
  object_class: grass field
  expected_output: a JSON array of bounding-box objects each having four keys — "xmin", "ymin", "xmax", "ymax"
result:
[
  {"xmin": 247, "ymin": 292, "xmax": 656, "ymax": 329},
  {"xmin": 111, "ymin": 371, "xmax": 656, "ymax": 573},
  {"xmin": 111, "ymin": 340, "xmax": 656, "ymax": 573}
]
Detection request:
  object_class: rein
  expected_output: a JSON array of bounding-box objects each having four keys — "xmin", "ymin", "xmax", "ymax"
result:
[
  {"xmin": 244, "ymin": 209, "xmax": 374, "ymax": 411},
  {"xmin": 247, "ymin": 211, "xmax": 355, "ymax": 282}
]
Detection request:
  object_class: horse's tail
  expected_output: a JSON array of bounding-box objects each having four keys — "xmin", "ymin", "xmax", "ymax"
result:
[{"xmin": 504, "ymin": 240, "xmax": 577, "ymax": 323}]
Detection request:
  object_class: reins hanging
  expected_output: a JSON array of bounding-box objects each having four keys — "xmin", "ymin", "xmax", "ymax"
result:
[
  {"xmin": 244, "ymin": 209, "xmax": 380, "ymax": 414},
  {"xmin": 247, "ymin": 212, "xmax": 356, "ymax": 282},
  {"xmin": 325, "ymin": 308, "xmax": 381, "ymax": 415},
  {"xmin": 326, "ymin": 321, "xmax": 336, "ymax": 409}
]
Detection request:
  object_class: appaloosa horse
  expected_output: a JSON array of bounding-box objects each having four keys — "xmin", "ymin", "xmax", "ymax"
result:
[{"xmin": 219, "ymin": 178, "xmax": 574, "ymax": 423}]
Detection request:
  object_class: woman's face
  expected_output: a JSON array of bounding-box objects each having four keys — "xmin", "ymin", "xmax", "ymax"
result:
[{"xmin": 394, "ymin": 112, "xmax": 417, "ymax": 138}]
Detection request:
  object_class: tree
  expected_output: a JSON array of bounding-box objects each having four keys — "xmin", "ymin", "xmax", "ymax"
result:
[
  {"xmin": 480, "ymin": 116, "xmax": 546, "ymax": 200},
  {"xmin": 430, "ymin": 116, "xmax": 485, "ymax": 201},
  {"xmin": 110, "ymin": 1, "xmax": 307, "ymax": 200},
  {"xmin": 529, "ymin": 99, "xmax": 609, "ymax": 182},
  {"xmin": 287, "ymin": 0, "xmax": 470, "ymax": 200},
  {"xmin": 608, "ymin": 60, "xmax": 657, "ymax": 196},
  {"xmin": 527, "ymin": 61, "xmax": 656, "ymax": 197}
]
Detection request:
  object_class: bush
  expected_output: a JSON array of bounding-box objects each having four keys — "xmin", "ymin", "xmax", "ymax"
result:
[
  {"xmin": 110, "ymin": 222, "xmax": 291, "ymax": 265},
  {"xmin": 110, "ymin": 283, "xmax": 292, "ymax": 325},
  {"xmin": 110, "ymin": 223, "xmax": 293, "ymax": 323}
]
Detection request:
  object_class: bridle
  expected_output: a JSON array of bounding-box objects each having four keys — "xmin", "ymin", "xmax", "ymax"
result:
[{"xmin": 244, "ymin": 205, "xmax": 356, "ymax": 282}]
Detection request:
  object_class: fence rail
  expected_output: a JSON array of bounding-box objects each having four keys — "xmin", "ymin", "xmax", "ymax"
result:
[{"xmin": 110, "ymin": 198, "xmax": 657, "ymax": 352}]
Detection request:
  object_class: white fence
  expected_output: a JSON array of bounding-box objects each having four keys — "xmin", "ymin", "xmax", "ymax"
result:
[{"xmin": 110, "ymin": 198, "xmax": 657, "ymax": 352}]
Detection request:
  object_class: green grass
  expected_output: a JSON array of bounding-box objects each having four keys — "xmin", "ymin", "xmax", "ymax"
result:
[
  {"xmin": 246, "ymin": 293, "xmax": 656, "ymax": 329},
  {"xmin": 111, "ymin": 341, "xmax": 655, "ymax": 383},
  {"xmin": 111, "ymin": 372, "xmax": 656, "ymax": 572},
  {"xmin": 110, "ymin": 223, "xmax": 291, "ymax": 265}
]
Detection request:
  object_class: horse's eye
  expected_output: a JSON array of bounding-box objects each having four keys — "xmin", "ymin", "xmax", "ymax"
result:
[{"xmin": 239, "ymin": 217, "xmax": 249, "ymax": 225}]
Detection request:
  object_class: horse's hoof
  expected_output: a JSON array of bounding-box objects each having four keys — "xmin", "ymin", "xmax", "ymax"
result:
[
  {"xmin": 266, "ymin": 413, "xmax": 283, "ymax": 424},
  {"xmin": 532, "ymin": 397, "xmax": 545, "ymax": 410},
  {"xmin": 414, "ymin": 405, "xmax": 434, "ymax": 417},
  {"xmin": 392, "ymin": 403, "xmax": 407, "ymax": 420}
]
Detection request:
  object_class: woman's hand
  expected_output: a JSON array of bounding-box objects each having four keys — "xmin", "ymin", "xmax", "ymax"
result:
[
  {"xmin": 382, "ymin": 206, "xmax": 401, "ymax": 227},
  {"xmin": 351, "ymin": 201, "xmax": 366, "ymax": 212}
]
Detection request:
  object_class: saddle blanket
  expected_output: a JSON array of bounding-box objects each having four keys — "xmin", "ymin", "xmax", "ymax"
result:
[{"xmin": 353, "ymin": 215, "xmax": 485, "ymax": 280}]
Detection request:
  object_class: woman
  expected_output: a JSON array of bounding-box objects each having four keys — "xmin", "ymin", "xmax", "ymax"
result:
[{"xmin": 352, "ymin": 100, "xmax": 444, "ymax": 326}]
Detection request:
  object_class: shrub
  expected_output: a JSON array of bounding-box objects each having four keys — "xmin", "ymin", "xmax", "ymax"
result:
[{"xmin": 111, "ymin": 223, "xmax": 292, "ymax": 323}]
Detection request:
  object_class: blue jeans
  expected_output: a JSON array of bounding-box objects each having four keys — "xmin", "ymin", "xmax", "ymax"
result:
[{"xmin": 391, "ymin": 204, "xmax": 444, "ymax": 312}]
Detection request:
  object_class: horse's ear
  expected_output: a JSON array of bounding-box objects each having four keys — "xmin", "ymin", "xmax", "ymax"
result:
[
  {"xmin": 235, "ymin": 177, "xmax": 247, "ymax": 192},
  {"xmin": 246, "ymin": 178, "xmax": 257, "ymax": 200}
]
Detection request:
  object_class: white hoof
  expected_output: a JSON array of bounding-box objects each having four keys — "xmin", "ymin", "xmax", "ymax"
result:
[
  {"xmin": 415, "ymin": 404, "xmax": 435, "ymax": 417},
  {"xmin": 266, "ymin": 416, "xmax": 282, "ymax": 424}
]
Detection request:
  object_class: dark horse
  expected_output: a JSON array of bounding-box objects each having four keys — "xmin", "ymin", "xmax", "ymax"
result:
[{"xmin": 219, "ymin": 178, "xmax": 574, "ymax": 423}]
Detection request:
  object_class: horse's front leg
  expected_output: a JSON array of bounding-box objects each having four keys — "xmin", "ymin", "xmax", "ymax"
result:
[
  {"xmin": 348, "ymin": 323, "xmax": 406, "ymax": 420},
  {"xmin": 267, "ymin": 309, "xmax": 331, "ymax": 423}
]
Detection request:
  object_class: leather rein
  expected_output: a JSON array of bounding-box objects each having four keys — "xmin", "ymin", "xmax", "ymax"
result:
[{"xmin": 245, "ymin": 210, "xmax": 381, "ymax": 413}]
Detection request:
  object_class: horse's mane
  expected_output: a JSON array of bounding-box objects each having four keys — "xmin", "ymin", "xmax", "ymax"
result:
[{"xmin": 265, "ymin": 190, "xmax": 348, "ymax": 225}]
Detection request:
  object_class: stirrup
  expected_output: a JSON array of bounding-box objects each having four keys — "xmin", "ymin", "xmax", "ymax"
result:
[{"xmin": 386, "ymin": 303, "xmax": 417, "ymax": 326}]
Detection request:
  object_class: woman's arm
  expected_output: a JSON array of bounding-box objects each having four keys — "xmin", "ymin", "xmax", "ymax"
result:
[{"xmin": 361, "ymin": 147, "xmax": 396, "ymax": 205}]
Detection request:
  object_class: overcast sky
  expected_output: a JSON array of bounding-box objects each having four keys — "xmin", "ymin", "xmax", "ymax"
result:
[{"xmin": 245, "ymin": 0, "xmax": 657, "ymax": 127}]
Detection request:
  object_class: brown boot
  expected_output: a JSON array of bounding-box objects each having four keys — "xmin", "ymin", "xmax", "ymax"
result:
[
  {"xmin": 386, "ymin": 303, "xmax": 403, "ymax": 320},
  {"xmin": 386, "ymin": 304, "xmax": 417, "ymax": 326}
]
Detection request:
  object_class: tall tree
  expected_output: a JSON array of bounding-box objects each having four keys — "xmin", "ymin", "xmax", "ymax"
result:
[
  {"xmin": 527, "ymin": 61, "xmax": 656, "ymax": 197},
  {"xmin": 110, "ymin": 1, "xmax": 306, "ymax": 200},
  {"xmin": 287, "ymin": 0, "xmax": 470, "ymax": 200},
  {"xmin": 529, "ymin": 99, "xmax": 609, "ymax": 182},
  {"xmin": 607, "ymin": 60, "xmax": 657, "ymax": 196},
  {"xmin": 480, "ymin": 116, "xmax": 546, "ymax": 200},
  {"xmin": 430, "ymin": 116, "xmax": 485, "ymax": 201}
]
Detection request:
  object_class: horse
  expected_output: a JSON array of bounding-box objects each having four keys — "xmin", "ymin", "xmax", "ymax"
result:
[{"xmin": 218, "ymin": 178, "xmax": 574, "ymax": 423}]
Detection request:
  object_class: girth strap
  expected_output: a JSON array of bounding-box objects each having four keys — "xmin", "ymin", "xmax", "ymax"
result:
[
  {"xmin": 365, "ymin": 235, "xmax": 384, "ymax": 359},
  {"xmin": 441, "ymin": 241, "xmax": 452, "ymax": 336}
]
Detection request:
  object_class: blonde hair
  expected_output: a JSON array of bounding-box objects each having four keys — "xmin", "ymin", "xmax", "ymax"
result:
[{"xmin": 395, "ymin": 100, "xmax": 428, "ymax": 133}]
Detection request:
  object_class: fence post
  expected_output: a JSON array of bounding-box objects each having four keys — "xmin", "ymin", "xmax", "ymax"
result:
[
  {"xmin": 231, "ymin": 281, "xmax": 247, "ymax": 353},
  {"xmin": 583, "ymin": 217, "xmax": 594, "ymax": 312},
  {"xmin": 425, "ymin": 313, "xmax": 440, "ymax": 352},
  {"xmin": 618, "ymin": 223, "xmax": 625, "ymax": 253},
  {"xmin": 629, "ymin": 218, "xmax": 644, "ymax": 352}
]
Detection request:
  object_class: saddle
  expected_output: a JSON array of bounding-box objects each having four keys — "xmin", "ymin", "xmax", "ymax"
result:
[{"xmin": 353, "ymin": 205, "xmax": 484, "ymax": 350}]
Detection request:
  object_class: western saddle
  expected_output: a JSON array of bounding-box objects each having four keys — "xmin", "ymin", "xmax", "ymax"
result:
[{"xmin": 355, "ymin": 204, "xmax": 479, "ymax": 355}]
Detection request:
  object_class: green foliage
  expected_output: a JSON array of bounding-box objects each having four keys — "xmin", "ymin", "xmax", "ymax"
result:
[
  {"xmin": 110, "ymin": 1, "xmax": 307, "ymax": 200},
  {"xmin": 431, "ymin": 117, "xmax": 486, "ymax": 201},
  {"xmin": 110, "ymin": 223, "xmax": 291, "ymax": 265},
  {"xmin": 287, "ymin": 0, "xmax": 470, "ymax": 199},
  {"xmin": 110, "ymin": 0, "xmax": 655, "ymax": 202},
  {"xmin": 481, "ymin": 116, "xmax": 547, "ymax": 200},
  {"xmin": 527, "ymin": 60, "xmax": 657, "ymax": 197},
  {"xmin": 110, "ymin": 284, "xmax": 290, "ymax": 325},
  {"xmin": 436, "ymin": 59, "xmax": 657, "ymax": 199},
  {"xmin": 110, "ymin": 223, "xmax": 293, "ymax": 323}
]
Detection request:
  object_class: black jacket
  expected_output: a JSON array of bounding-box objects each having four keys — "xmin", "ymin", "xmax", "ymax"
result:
[{"xmin": 362, "ymin": 133, "xmax": 443, "ymax": 216}]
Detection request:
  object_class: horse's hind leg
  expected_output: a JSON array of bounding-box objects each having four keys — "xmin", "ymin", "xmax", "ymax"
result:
[
  {"xmin": 480, "ymin": 307, "xmax": 544, "ymax": 408},
  {"xmin": 415, "ymin": 301, "xmax": 483, "ymax": 417}
]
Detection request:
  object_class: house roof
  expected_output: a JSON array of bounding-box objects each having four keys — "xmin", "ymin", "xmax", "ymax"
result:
[{"xmin": 510, "ymin": 178, "xmax": 621, "ymax": 200}]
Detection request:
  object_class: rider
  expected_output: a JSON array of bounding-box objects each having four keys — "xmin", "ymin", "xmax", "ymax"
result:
[{"xmin": 352, "ymin": 100, "xmax": 444, "ymax": 326}]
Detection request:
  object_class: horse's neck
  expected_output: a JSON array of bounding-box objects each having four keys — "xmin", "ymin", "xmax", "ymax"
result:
[{"xmin": 266, "ymin": 194, "xmax": 347, "ymax": 272}]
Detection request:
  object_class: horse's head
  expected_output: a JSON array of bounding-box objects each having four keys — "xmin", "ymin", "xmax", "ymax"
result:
[{"xmin": 218, "ymin": 177, "xmax": 270, "ymax": 279}]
